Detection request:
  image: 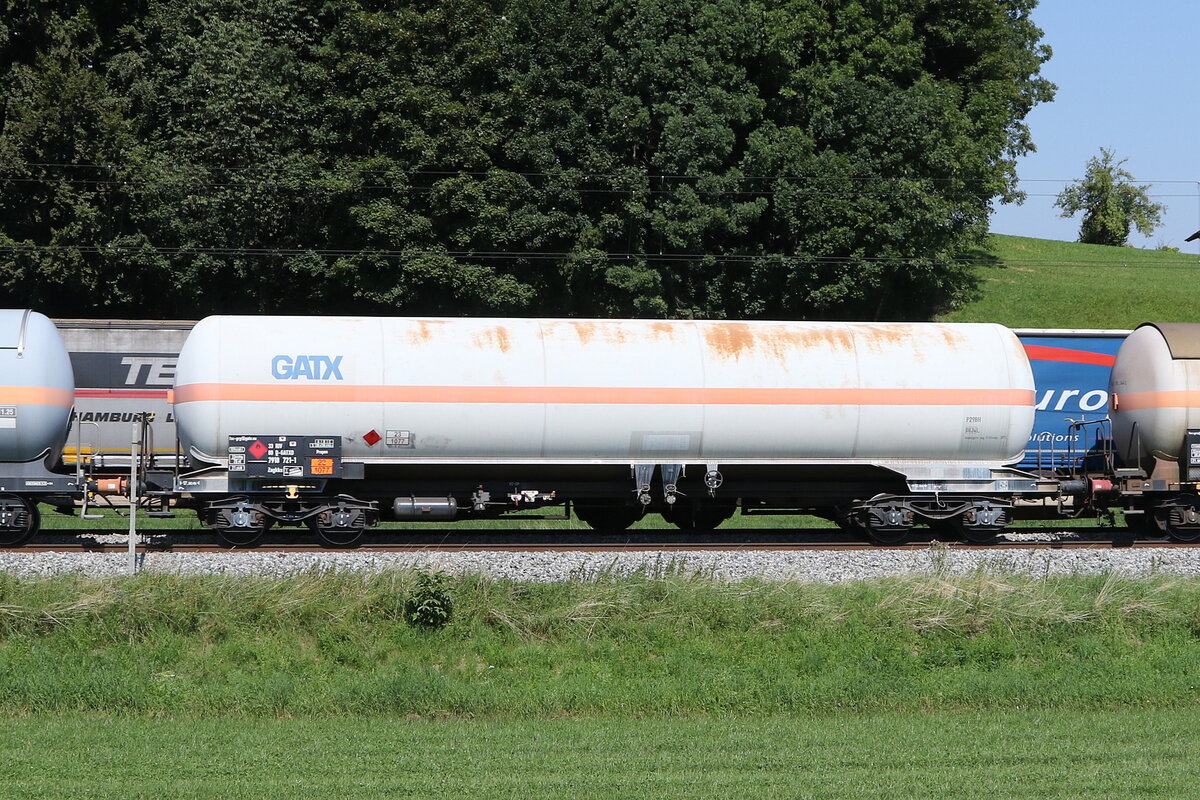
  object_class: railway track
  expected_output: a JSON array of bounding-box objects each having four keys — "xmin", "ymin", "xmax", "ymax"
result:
[{"xmin": 7, "ymin": 527, "xmax": 1187, "ymax": 553}]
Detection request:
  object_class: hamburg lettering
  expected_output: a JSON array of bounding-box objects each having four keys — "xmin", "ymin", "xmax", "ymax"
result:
[
  {"xmin": 271, "ymin": 355, "xmax": 344, "ymax": 380},
  {"xmin": 72, "ymin": 411, "xmax": 171, "ymax": 423}
]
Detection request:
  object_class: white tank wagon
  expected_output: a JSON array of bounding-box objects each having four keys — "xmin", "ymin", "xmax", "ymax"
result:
[
  {"xmin": 174, "ymin": 317, "xmax": 1035, "ymax": 463},
  {"xmin": 1109, "ymin": 323, "xmax": 1200, "ymax": 540},
  {"xmin": 170, "ymin": 316, "xmax": 1058, "ymax": 547},
  {"xmin": 0, "ymin": 310, "xmax": 83, "ymax": 545}
]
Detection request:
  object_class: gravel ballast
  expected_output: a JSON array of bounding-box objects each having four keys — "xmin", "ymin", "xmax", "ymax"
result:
[{"xmin": 1, "ymin": 545, "xmax": 1198, "ymax": 582}]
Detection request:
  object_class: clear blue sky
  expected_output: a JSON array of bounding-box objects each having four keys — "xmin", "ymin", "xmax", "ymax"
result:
[{"xmin": 988, "ymin": 0, "xmax": 1200, "ymax": 252}]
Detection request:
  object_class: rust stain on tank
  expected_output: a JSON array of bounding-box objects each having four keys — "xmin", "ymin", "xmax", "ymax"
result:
[
  {"xmin": 648, "ymin": 321, "xmax": 679, "ymax": 340},
  {"xmin": 408, "ymin": 320, "xmax": 448, "ymax": 344},
  {"xmin": 847, "ymin": 324, "xmax": 914, "ymax": 352},
  {"xmin": 473, "ymin": 325, "xmax": 513, "ymax": 353},
  {"xmin": 704, "ymin": 323, "xmax": 757, "ymax": 359},
  {"xmin": 570, "ymin": 321, "xmax": 596, "ymax": 345},
  {"xmin": 703, "ymin": 322, "xmax": 858, "ymax": 362},
  {"xmin": 570, "ymin": 321, "xmax": 635, "ymax": 346},
  {"xmin": 546, "ymin": 320, "xmax": 675, "ymax": 348},
  {"xmin": 847, "ymin": 324, "xmax": 924, "ymax": 364},
  {"xmin": 937, "ymin": 326, "xmax": 969, "ymax": 349}
]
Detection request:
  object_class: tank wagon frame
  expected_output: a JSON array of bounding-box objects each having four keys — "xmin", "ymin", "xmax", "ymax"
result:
[
  {"xmin": 169, "ymin": 456, "xmax": 1067, "ymax": 546},
  {"xmin": 161, "ymin": 316, "xmax": 1092, "ymax": 547}
]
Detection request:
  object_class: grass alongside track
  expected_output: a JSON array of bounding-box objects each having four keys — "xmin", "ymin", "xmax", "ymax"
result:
[
  {"xmin": 944, "ymin": 234, "xmax": 1200, "ymax": 328},
  {"xmin": 4, "ymin": 570, "xmax": 1198, "ymax": 796},
  {"xmin": 3, "ymin": 571, "xmax": 1200, "ymax": 717},
  {"xmin": 2, "ymin": 710, "xmax": 1197, "ymax": 799}
]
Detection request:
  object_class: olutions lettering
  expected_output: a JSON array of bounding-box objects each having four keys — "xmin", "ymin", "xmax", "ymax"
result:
[{"xmin": 271, "ymin": 355, "xmax": 344, "ymax": 380}]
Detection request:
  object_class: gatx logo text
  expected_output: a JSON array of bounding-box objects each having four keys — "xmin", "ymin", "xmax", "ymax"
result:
[{"xmin": 271, "ymin": 355, "xmax": 344, "ymax": 380}]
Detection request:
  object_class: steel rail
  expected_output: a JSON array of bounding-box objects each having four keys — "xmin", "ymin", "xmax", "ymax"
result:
[{"xmin": 5, "ymin": 535, "xmax": 1184, "ymax": 554}]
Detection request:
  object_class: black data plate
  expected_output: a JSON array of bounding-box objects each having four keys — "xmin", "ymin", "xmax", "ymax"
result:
[
  {"xmin": 1186, "ymin": 431, "xmax": 1200, "ymax": 482},
  {"xmin": 228, "ymin": 435, "xmax": 342, "ymax": 478}
]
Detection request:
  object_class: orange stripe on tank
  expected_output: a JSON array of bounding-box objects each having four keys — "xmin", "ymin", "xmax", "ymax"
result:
[
  {"xmin": 0, "ymin": 387, "xmax": 74, "ymax": 408},
  {"xmin": 173, "ymin": 383, "xmax": 1034, "ymax": 407},
  {"xmin": 1112, "ymin": 390, "xmax": 1200, "ymax": 411}
]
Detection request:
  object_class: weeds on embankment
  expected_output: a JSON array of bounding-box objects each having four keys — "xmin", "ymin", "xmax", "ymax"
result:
[{"xmin": 0, "ymin": 569, "xmax": 1198, "ymax": 716}]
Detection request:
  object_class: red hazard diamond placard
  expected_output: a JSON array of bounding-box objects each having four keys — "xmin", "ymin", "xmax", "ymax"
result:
[
  {"xmin": 248, "ymin": 440, "xmax": 269, "ymax": 459},
  {"xmin": 363, "ymin": 429, "xmax": 381, "ymax": 446}
]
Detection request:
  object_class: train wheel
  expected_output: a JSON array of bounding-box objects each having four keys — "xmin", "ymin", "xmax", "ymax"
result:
[
  {"xmin": 574, "ymin": 505, "xmax": 641, "ymax": 531},
  {"xmin": 947, "ymin": 517, "xmax": 1000, "ymax": 544},
  {"xmin": 210, "ymin": 502, "xmax": 272, "ymax": 548},
  {"xmin": 308, "ymin": 518, "xmax": 366, "ymax": 549},
  {"xmin": 216, "ymin": 522, "xmax": 269, "ymax": 549},
  {"xmin": 0, "ymin": 495, "xmax": 39, "ymax": 547},
  {"xmin": 667, "ymin": 504, "xmax": 735, "ymax": 531},
  {"xmin": 861, "ymin": 507, "xmax": 913, "ymax": 545},
  {"xmin": 1163, "ymin": 505, "xmax": 1200, "ymax": 543},
  {"xmin": 864, "ymin": 525, "xmax": 911, "ymax": 545},
  {"xmin": 833, "ymin": 511, "xmax": 861, "ymax": 533}
]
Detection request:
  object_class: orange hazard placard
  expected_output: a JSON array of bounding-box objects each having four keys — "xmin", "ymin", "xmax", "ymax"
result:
[{"xmin": 310, "ymin": 458, "xmax": 334, "ymax": 475}]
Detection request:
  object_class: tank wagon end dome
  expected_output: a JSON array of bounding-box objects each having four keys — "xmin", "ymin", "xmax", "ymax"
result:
[
  {"xmin": 1110, "ymin": 323, "xmax": 1200, "ymax": 463},
  {"xmin": 0, "ymin": 310, "xmax": 75, "ymax": 462}
]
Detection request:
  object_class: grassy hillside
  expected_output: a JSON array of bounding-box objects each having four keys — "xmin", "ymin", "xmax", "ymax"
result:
[{"xmin": 941, "ymin": 234, "xmax": 1200, "ymax": 328}]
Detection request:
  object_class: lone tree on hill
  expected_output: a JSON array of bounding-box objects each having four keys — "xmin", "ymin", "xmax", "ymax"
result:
[{"xmin": 1055, "ymin": 148, "xmax": 1164, "ymax": 246}]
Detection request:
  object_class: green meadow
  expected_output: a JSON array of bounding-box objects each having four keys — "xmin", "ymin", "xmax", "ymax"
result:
[
  {"xmin": 944, "ymin": 234, "xmax": 1200, "ymax": 328},
  {"xmin": 3, "ymin": 572, "xmax": 1200, "ymax": 797},
  {"xmin": 2, "ymin": 711, "xmax": 1196, "ymax": 799}
]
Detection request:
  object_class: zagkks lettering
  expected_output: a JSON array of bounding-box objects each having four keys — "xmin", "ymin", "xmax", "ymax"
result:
[{"xmin": 271, "ymin": 355, "xmax": 344, "ymax": 380}]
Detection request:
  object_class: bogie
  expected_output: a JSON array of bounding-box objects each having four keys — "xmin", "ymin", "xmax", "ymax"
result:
[
  {"xmin": 1161, "ymin": 502, "xmax": 1200, "ymax": 543},
  {"xmin": 0, "ymin": 495, "xmax": 40, "ymax": 547}
]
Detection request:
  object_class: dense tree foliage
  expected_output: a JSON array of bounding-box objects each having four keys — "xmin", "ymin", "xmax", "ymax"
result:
[
  {"xmin": 0, "ymin": 0, "xmax": 1053, "ymax": 319},
  {"xmin": 1055, "ymin": 148, "xmax": 1163, "ymax": 247}
]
